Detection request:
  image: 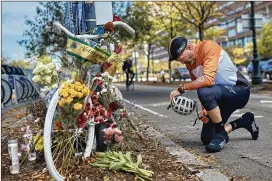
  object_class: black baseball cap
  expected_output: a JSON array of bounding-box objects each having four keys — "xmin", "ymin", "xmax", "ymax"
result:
[{"xmin": 168, "ymin": 37, "xmax": 188, "ymax": 61}]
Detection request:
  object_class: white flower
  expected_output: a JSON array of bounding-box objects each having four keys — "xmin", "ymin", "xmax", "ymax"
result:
[
  {"xmin": 101, "ymin": 88, "xmax": 107, "ymax": 93},
  {"xmin": 92, "ymin": 77, "xmax": 98, "ymax": 82},
  {"xmin": 32, "ymin": 75, "xmax": 41, "ymax": 83},
  {"xmin": 43, "ymin": 66, "xmax": 52, "ymax": 74},
  {"xmin": 96, "ymin": 92, "xmax": 100, "ymax": 96},
  {"xmin": 98, "ymin": 77, "xmax": 103, "ymax": 80},
  {"xmin": 51, "ymin": 83, "xmax": 58, "ymax": 89},
  {"xmin": 43, "ymin": 75, "xmax": 52, "ymax": 84},
  {"xmin": 34, "ymin": 118, "xmax": 40, "ymax": 123},
  {"xmin": 47, "ymin": 63, "xmax": 55, "ymax": 70},
  {"xmin": 102, "ymin": 72, "xmax": 109, "ymax": 77}
]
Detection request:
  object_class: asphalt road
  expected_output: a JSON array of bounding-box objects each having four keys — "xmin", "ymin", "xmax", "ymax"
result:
[{"xmin": 117, "ymin": 83, "xmax": 272, "ymax": 180}]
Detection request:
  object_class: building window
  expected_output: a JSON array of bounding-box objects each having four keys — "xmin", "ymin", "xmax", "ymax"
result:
[
  {"xmin": 246, "ymin": 36, "xmax": 253, "ymax": 43},
  {"xmin": 221, "ymin": 42, "xmax": 228, "ymax": 48},
  {"xmin": 236, "ymin": 38, "xmax": 244, "ymax": 47},
  {"xmin": 227, "ymin": 10, "xmax": 235, "ymax": 16},
  {"xmin": 228, "ymin": 21, "xmax": 235, "ymax": 28},
  {"xmin": 237, "ymin": 19, "xmax": 243, "ymax": 33},
  {"xmin": 220, "ymin": 23, "xmax": 228, "ymax": 30},
  {"xmin": 228, "ymin": 29, "xmax": 236, "ymax": 37},
  {"xmin": 229, "ymin": 40, "xmax": 235, "ymax": 46},
  {"xmin": 236, "ymin": 6, "xmax": 244, "ymax": 12}
]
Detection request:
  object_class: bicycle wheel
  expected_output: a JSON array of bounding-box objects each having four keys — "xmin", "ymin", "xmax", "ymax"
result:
[
  {"xmin": 1, "ymin": 79, "xmax": 12, "ymax": 105},
  {"xmin": 43, "ymin": 84, "xmax": 95, "ymax": 181},
  {"xmin": 1, "ymin": 84, "xmax": 5, "ymax": 103},
  {"xmin": 15, "ymin": 79, "xmax": 25, "ymax": 102},
  {"xmin": 19, "ymin": 79, "xmax": 29, "ymax": 100},
  {"xmin": 24, "ymin": 79, "xmax": 34, "ymax": 99}
]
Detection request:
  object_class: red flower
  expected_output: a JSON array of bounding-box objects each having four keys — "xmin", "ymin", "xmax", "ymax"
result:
[
  {"xmin": 113, "ymin": 15, "xmax": 121, "ymax": 22},
  {"xmin": 101, "ymin": 62, "xmax": 112, "ymax": 72},
  {"xmin": 94, "ymin": 116, "xmax": 104, "ymax": 123},
  {"xmin": 55, "ymin": 120, "xmax": 62, "ymax": 131},
  {"xmin": 114, "ymin": 45, "xmax": 122, "ymax": 54},
  {"xmin": 109, "ymin": 101, "xmax": 119, "ymax": 110},
  {"xmin": 111, "ymin": 124, "xmax": 117, "ymax": 128},
  {"xmin": 122, "ymin": 111, "xmax": 127, "ymax": 118},
  {"xmin": 114, "ymin": 134, "xmax": 124, "ymax": 143},
  {"xmin": 104, "ymin": 22, "xmax": 115, "ymax": 32}
]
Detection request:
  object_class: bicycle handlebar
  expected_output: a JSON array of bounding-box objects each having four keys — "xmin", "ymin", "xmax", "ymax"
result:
[
  {"xmin": 113, "ymin": 21, "xmax": 135, "ymax": 35},
  {"xmin": 53, "ymin": 21, "xmax": 135, "ymax": 40}
]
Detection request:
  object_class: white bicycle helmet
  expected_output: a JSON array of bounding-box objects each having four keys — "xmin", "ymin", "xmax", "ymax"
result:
[{"xmin": 171, "ymin": 95, "xmax": 196, "ymax": 115}]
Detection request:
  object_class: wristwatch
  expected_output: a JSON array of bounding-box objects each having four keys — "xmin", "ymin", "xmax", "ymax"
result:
[{"xmin": 177, "ymin": 85, "xmax": 184, "ymax": 94}]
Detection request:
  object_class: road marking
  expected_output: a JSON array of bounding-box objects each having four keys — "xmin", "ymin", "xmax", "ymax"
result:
[
  {"xmin": 254, "ymin": 115, "xmax": 264, "ymax": 118},
  {"xmin": 231, "ymin": 114, "xmax": 263, "ymax": 118},
  {"xmin": 124, "ymin": 99, "xmax": 168, "ymax": 118},
  {"xmin": 231, "ymin": 114, "xmax": 243, "ymax": 117},
  {"xmin": 260, "ymin": 100, "xmax": 272, "ymax": 104},
  {"xmin": 151, "ymin": 102, "xmax": 169, "ymax": 107}
]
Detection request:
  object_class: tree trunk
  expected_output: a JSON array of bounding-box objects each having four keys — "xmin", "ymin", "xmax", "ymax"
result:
[
  {"xmin": 198, "ymin": 25, "xmax": 204, "ymax": 41},
  {"xmin": 169, "ymin": 61, "xmax": 172, "ymax": 82},
  {"xmin": 146, "ymin": 43, "xmax": 151, "ymax": 82}
]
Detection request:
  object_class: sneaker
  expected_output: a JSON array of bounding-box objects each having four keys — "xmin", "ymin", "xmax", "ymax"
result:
[
  {"xmin": 244, "ymin": 112, "xmax": 259, "ymax": 140},
  {"xmin": 205, "ymin": 131, "xmax": 229, "ymax": 153}
]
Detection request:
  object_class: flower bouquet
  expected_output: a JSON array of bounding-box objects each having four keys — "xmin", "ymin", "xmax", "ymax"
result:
[
  {"xmin": 32, "ymin": 61, "xmax": 59, "ymax": 97},
  {"xmin": 57, "ymin": 81, "xmax": 90, "ymax": 129}
]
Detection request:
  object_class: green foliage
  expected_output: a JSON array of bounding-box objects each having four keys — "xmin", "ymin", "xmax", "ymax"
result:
[
  {"xmin": 92, "ymin": 151, "xmax": 153, "ymax": 180},
  {"xmin": 37, "ymin": 55, "xmax": 52, "ymax": 64},
  {"xmin": 258, "ymin": 22, "xmax": 272, "ymax": 58},
  {"xmin": 119, "ymin": 2, "xmax": 156, "ymax": 47},
  {"xmin": 9, "ymin": 59, "xmax": 32, "ymax": 69},
  {"xmin": 18, "ymin": 2, "xmax": 66, "ymax": 58},
  {"xmin": 171, "ymin": 2, "xmax": 223, "ymax": 40},
  {"xmin": 204, "ymin": 27, "xmax": 225, "ymax": 40},
  {"xmin": 224, "ymin": 46, "xmax": 246, "ymax": 65}
]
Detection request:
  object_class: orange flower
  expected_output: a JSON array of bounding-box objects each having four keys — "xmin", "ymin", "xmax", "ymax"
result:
[{"xmin": 55, "ymin": 120, "xmax": 62, "ymax": 131}]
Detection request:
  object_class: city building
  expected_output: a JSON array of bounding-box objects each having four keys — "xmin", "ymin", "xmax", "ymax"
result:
[
  {"xmin": 210, "ymin": 1, "xmax": 272, "ymax": 48},
  {"xmin": 152, "ymin": 1, "xmax": 272, "ymax": 62}
]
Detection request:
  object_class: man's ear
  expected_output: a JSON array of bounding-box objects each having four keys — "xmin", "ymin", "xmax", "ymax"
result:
[{"xmin": 187, "ymin": 44, "xmax": 192, "ymax": 50}]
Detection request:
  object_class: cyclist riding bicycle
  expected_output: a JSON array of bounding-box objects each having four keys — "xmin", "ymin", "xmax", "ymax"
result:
[
  {"xmin": 168, "ymin": 37, "xmax": 259, "ymax": 153},
  {"xmin": 122, "ymin": 58, "xmax": 135, "ymax": 91}
]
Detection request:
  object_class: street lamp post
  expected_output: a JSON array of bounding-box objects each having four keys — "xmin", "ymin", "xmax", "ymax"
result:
[
  {"xmin": 133, "ymin": 49, "xmax": 138, "ymax": 81},
  {"xmin": 250, "ymin": 1, "xmax": 263, "ymax": 85}
]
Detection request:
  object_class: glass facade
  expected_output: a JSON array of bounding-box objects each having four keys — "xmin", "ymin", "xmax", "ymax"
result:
[{"xmin": 228, "ymin": 29, "xmax": 236, "ymax": 37}]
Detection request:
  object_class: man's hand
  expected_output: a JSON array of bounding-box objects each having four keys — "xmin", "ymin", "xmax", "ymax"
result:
[
  {"xmin": 199, "ymin": 109, "xmax": 209, "ymax": 124},
  {"xmin": 169, "ymin": 89, "xmax": 180, "ymax": 102}
]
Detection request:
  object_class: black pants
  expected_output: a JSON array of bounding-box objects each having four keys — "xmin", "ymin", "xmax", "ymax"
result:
[
  {"xmin": 197, "ymin": 85, "xmax": 250, "ymax": 145},
  {"xmin": 125, "ymin": 69, "xmax": 135, "ymax": 87}
]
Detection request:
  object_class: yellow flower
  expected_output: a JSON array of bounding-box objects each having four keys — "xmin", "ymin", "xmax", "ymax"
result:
[
  {"xmin": 58, "ymin": 98, "xmax": 66, "ymax": 107},
  {"xmin": 33, "ymin": 135, "xmax": 44, "ymax": 151},
  {"xmin": 82, "ymin": 87, "xmax": 90, "ymax": 96},
  {"xmin": 74, "ymin": 85, "xmax": 83, "ymax": 91},
  {"xmin": 76, "ymin": 92, "xmax": 84, "ymax": 99},
  {"xmin": 60, "ymin": 90, "xmax": 69, "ymax": 98},
  {"xmin": 65, "ymin": 96, "xmax": 73, "ymax": 104},
  {"xmin": 73, "ymin": 103, "xmax": 83, "ymax": 111},
  {"xmin": 70, "ymin": 89, "xmax": 78, "ymax": 98},
  {"xmin": 75, "ymin": 81, "xmax": 82, "ymax": 86},
  {"xmin": 63, "ymin": 82, "xmax": 72, "ymax": 89}
]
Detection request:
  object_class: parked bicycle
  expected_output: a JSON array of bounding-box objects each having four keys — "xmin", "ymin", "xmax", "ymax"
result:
[{"xmin": 43, "ymin": 21, "xmax": 135, "ymax": 180}]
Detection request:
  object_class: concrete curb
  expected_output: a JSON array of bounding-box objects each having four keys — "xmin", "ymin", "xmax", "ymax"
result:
[{"xmin": 135, "ymin": 121, "xmax": 230, "ymax": 181}]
